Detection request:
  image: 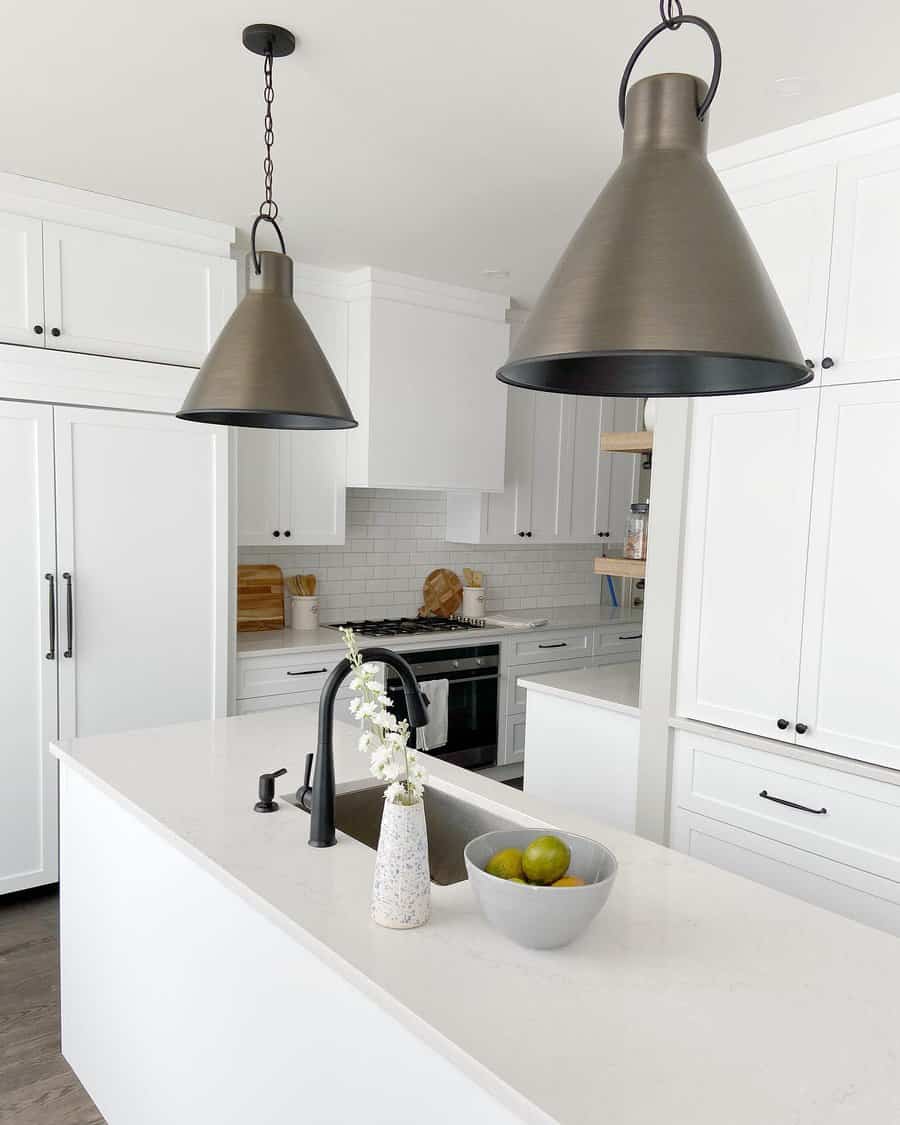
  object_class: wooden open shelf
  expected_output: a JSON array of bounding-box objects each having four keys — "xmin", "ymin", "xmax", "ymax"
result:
[
  {"xmin": 593, "ymin": 556, "xmax": 646, "ymax": 579},
  {"xmin": 600, "ymin": 431, "xmax": 653, "ymax": 453}
]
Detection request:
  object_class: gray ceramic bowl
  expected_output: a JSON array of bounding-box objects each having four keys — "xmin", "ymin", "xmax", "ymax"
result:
[{"xmin": 464, "ymin": 828, "xmax": 617, "ymax": 950}]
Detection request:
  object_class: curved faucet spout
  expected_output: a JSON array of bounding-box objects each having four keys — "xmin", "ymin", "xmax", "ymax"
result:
[{"xmin": 304, "ymin": 646, "xmax": 430, "ymax": 848}]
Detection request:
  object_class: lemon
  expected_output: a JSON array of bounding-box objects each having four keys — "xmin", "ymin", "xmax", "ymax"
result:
[
  {"xmin": 522, "ymin": 835, "xmax": 571, "ymax": 885},
  {"xmin": 552, "ymin": 875, "xmax": 586, "ymax": 887},
  {"xmin": 508, "ymin": 877, "xmax": 527, "ymax": 884},
  {"xmin": 485, "ymin": 847, "xmax": 525, "ymax": 881}
]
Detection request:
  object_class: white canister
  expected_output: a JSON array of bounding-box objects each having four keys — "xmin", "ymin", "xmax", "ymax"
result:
[
  {"xmin": 461, "ymin": 585, "xmax": 486, "ymax": 620},
  {"xmin": 290, "ymin": 595, "xmax": 319, "ymax": 631}
]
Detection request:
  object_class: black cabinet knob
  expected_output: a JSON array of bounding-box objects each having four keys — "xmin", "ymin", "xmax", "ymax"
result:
[
  {"xmin": 777, "ymin": 718, "xmax": 790, "ymax": 730},
  {"xmin": 33, "ymin": 324, "xmax": 43, "ymax": 335},
  {"xmin": 273, "ymin": 530, "xmax": 280, "ymax": 537},
  {"xmin": 517, "ymin": 531, "xmax": 525, "ymax": 537},
  {"xmin": 525, "ymin": 531, "xmax": 533, "ymax": 538},
  {"xmin": 50, "ymin": 328, "xmax": 61, "ymax": 337},
  {"xmin": 804, "ymin": 358, "xmax": 814, "ymax": 369},
  {"xmin": 284, "ymin": 530, "xmax": 291, "ymax": 538},
  {"xmin": 795, "ymin": 722, "xmax": 809, "ymax": 735},
  {"xmin": 821, "ymin": 357, "xmax": 834, "ymax": 369}
]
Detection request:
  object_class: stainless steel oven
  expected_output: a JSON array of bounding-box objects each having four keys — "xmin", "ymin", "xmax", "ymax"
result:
[{"xmin": 385, "ymin": 644, "xmax": 499, "ymax": 771}]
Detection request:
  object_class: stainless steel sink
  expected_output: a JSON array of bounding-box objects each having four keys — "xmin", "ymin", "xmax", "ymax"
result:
[{"xmin": 287, "ymin": 784, "xmax": 522, "ymax": 886}]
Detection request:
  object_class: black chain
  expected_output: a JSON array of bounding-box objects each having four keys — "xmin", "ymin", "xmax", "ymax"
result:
[{"xmin": 259, "ymin": 50, "xmax": 278, "ymax": 221}]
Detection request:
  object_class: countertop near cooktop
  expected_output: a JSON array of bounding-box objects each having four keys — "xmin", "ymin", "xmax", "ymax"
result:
[{"xmin": 236, "ymin": 605, "xmax": 643, "ymax": 658}]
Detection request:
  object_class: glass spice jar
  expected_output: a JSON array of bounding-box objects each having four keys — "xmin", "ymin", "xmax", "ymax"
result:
[{"xmin": 624, "ymin": 502, "xmax": 649, "ymax": 560}]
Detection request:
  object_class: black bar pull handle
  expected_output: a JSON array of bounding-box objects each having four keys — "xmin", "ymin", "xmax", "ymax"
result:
[
  {"xmin": 62, "ymin": 572, "xmax": 73, "ymax": 658},
  {"xmin": 759, "ymin": 790, "xmax": 827, "ymax": 815},
  {"xmin": 287, "ymin": 667, "xmax": 328, "ymax": 676},
  {"xmin": 618, "ymin": 632, "xmax": 642, "ymax": 640},
  {"xmin": 538, "ymin": 642, "xmax": 567, "ymax": 649},
  {"xmin": 44, "ymin": 573, "xmax": 55, "ymax": 660}
]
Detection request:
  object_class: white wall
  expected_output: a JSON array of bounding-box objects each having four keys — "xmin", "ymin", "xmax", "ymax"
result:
[{"xmin": 239, "ymin": 488, "xmax": 627, "ymax": 622}]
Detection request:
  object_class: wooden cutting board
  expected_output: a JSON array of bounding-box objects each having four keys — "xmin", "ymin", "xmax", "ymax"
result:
[
  {"xmin": 419, "ymin": 568, "xmax": 463, "ymax": 619},
  {"xmin": 237, "ymin": 564, "xmax": 285, "ymax": 632}
]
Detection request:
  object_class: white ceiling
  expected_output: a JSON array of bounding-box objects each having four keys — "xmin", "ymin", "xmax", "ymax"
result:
[{"xmin": 8, "ymin": 1, "xmax": 900, "ymax": 304}]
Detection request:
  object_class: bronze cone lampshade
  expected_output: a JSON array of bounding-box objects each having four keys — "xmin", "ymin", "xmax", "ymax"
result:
[
  {"xmin": 178, "ymin": 24, "xmax": 356, "ymax": 429},
  {"xmin": 498, "ymin": 8, "xmax": 811, "ymax": 398},
  {"xmin": 178, "ymin": 251, "xmax": 355, "ymax": 429}
]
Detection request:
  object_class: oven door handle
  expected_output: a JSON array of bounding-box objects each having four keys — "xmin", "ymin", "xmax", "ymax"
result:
[{"xmin": 395, "ymin": 673, "xmax": 499, "ymax": 687}]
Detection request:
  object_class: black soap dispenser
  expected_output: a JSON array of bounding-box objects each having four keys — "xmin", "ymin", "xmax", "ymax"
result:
[{"xmin": 254, "ymin": 768, "xmax": 287, "ymax": 813}]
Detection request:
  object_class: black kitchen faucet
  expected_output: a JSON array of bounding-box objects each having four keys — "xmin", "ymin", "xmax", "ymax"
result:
[{"xmin": 298, "ymin": 647, "xmax": 429, "ymax": 847}]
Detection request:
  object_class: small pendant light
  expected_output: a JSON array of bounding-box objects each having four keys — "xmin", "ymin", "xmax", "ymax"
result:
[
  {"xmin": 498, "ymin": 2, "xmax": 811, "ymax": 398},
  {"xmin": 178, "ymin": 25, "xmax": 356, "ymax": 429}
]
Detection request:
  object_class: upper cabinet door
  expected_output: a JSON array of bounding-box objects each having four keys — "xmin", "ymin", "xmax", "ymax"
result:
[
  {"xmin": 529, "ymin": 394, "xmax": 569, "ymax": 541},
  {"xmin": 0, "ymin": 401, "xmax": 58, "ymax": 894},
  {"xmin": 606, "ymin": 398, "xmax": 643, "ymax": 544},
  {"xmin": 797, "ymin": 382, "xmax": 900, "ymax": 768},
  {"xmin": 728, "ymin": 168, "xmax": 836, "ymax": 377},
  {"xmin": 824, "ymin": 145, "xmax": 900, "ymax": 385},
  {"xmin": 568, "ymin": 397, "xmax": 615, "ymax": 541},
  {"xmin": 0, "ymin": 211, "xmax": 45, "ymax": 346},
  {"xmin": 485, "ymin": 387, "xmax": 535, "ymax": 542},
  {"xmin": 42, "ymin": 223, "xmax": 235, "ymax": 366},
  {"xmin": 237, "ymin": 429, "xmax": 282, "ymax": 546},
  {"xmin": 677, "ymin": 387, "xmax": 820, "ymax": 741},
  {"xmin": 278, "ymin": 290, "xmax": 348, "ymax": 545}
]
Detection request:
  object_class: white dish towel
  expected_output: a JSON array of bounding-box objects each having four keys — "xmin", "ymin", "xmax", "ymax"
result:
[{"xmin": 416, "ymin": 678, "xmax": 449, "ymax": 752}]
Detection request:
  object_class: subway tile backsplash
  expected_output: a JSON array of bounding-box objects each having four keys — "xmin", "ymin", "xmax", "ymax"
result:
[{"xmin": 238, "ymin": 489, "xmax": 623, "ymax": 622}]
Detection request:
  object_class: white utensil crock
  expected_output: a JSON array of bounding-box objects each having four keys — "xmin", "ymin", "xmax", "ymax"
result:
[
  {"xmin": 290, "ymin": 595, "xmax": 319, "ymax": 631},
  {"xmin": 371, "ymin": 800, "xmax": 430, "ymax": 929},
  {"xmin": 462, "ymin": 585, "xmax": 486, "ymax": 620}
]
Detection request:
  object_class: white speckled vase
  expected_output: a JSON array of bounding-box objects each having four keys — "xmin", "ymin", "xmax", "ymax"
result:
[{"xmin": 371, "ymin": 799, "xmax": 430, "ymax": 929}]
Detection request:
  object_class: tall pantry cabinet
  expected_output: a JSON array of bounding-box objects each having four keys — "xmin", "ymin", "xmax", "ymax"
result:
[
  {"xmin": 676, "ymin": 104, "xmax": 900, "ymax": 771},
  {"xmin": 0, "ymin": 176, "xmax": 235, "ymax": 894}
]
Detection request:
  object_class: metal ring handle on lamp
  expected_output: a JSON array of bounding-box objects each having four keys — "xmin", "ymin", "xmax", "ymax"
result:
[{"xmin": 618, "ymin": 7, "xmax": 722, "ymax": 125}]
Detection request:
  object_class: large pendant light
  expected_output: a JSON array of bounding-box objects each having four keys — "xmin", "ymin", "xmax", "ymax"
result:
[
  {"xmin": 178, "ymin": 25, "xmax": 356, "ymax": 429},
  {"xmin": 498, "ymin": 1, "xmax": 811, "ymax": 398}
]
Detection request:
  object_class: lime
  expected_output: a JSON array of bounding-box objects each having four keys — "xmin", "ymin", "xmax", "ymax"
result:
[
  {"xmin": 522, "ymin": 835, "xmax": 571, "ymax": 885},
  {"xmin": 508, "ymin": 877, "xmax": 527, "ymax": 884},
  {"xmin": 485, "ymin": 847, "xmax": 525, "ymax": 881},
  {"xmin": 552, "ymin": 875, "xmax": 586, "ymax": 887}
]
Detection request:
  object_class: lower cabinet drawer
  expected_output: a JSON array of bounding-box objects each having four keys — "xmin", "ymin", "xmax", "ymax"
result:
[
  {"xmin": 672, "ymin": 731, "xmax": 900, "ymax": 884},
  {"xmin": 235, "ymin": 690, "xmax": 353, "ymax": 719},
  {"xmin": 237, "ymin": 652, "xmax": 357, "ymax": 700},
  {"xmin": 671, "ymin": 809, "xmax": 900, "ymax": 938},
  {"xmin": 595, "ymin": 626, "xmax": 643, "ymax": 655},
  {"xmin": 504, "ymin": 629, "xmax": 593, "ymax": 666}
]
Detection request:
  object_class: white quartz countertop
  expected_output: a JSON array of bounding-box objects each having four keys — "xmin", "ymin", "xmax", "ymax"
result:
[
  {"xmin": 236, "ymin": 604, "xmax": 643, "ymax": 658},
  {"xmin": 518, "ymin": 661, "xmax": 641, "ymax": 716},
  {"xmin": 51, "ymin": 707, "xmax": 900, "ymax": 1125}
]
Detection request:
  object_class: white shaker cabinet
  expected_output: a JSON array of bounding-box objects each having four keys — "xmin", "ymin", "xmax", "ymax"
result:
[
  {"xmin": 237, "ymin": 286, "xmax": 349, "ymax": 546},
  {"xmin": 0, "ymin": 402, "xmax": 58, "ymax": 894},
  {"xmin": 796, "ymin": 381, "xmax": 900, "ymax": 768},
  {"xmin": 0, "ymin": 210, "xmax": 44, "ymax": 346},
  {"xmin": 41, "ymin": 223, "xmax": 235, "ymax": 366},
  {"xmin": 823, "ymin": 145, "xmax": 900, "ymax": 386},
  {"xmin": 446, "ymin": 394, "xmax": 640, "ymax": 545},
  {"xmin": 1, "ymin": 403, "xmax": 229, "ymax": 895},
  {"xmin": 726, "ymin": 167, "xmax": 835, "ymax": 376},
  {"xmin": 677, "ymin": 387, "xmax": 820, "ymax": 742}
]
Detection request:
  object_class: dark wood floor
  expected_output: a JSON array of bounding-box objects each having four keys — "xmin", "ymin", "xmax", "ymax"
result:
[{"xmin": 0, "ymin": 889, "xmax": 104, "ymax": 1124}]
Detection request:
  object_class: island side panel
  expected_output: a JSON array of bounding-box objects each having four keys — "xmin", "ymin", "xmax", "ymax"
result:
[
  {"xmin": 523, "ymin": 692, "xmax": 639, "ymax": 832},
  {"xmin": 57, "ymin": 765, "xmax": 538, "ymax": 1125}
]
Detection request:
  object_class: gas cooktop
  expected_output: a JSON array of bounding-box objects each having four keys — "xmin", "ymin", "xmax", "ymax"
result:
[{"xmin": 324, "ymin": 616, "xmax": 485, "ymax": 638}]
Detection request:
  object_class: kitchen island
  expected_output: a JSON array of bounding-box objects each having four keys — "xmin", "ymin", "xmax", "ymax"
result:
[
  {"xmin": 521, "ymin": 662, "xmax": 641, "ymax": 831},
  {"xmin": 52, "ymin": 704, "xmax": 900, "ymax": 1125}
]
